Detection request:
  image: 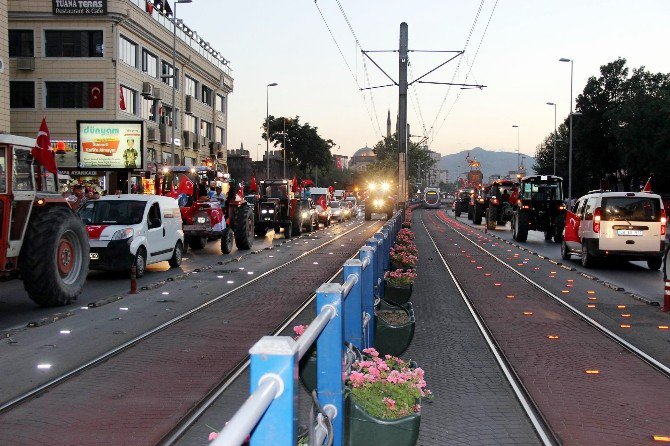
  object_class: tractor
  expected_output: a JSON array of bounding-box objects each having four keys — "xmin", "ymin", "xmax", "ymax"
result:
[
  {"xmin": 365, "ymin": 181, "xmax": 394, "ymax": 220},
  {"xmin": 512, "ymin": 175, "xmax": 566, "ymax": 243},
  {"xmin": 253, "ymin": 179, "xmax": 303, "ymax": 239},
  {"xmin": 468, "ymin": 186, "xmax": 488, "ymax": 225},
  {"xmin": 453, "ymin": 189, "xmax": 470, "ymax": 217},
  {"xmin": 156, "ymin": 166, "xmax": 254, "ymax": 253},
  {"xmin": 0, "ymin": 135, "xmax": 89, "ymax": 306},
  {"xmin": 485, "ymin": 179, "xmax": 518, "ymax": 230}
]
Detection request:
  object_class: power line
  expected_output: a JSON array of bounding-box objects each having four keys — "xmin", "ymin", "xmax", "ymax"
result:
[
  {"xmin": 431, "ymin": 0, "xmax": 499, "ymax": 143},
  {"xmin": 312, "ymin": 0, "xmax": 383, "ymax": 138},
  {"xmin": 408, "ymin": 60, "xmax": 428, "ymax": 138}
]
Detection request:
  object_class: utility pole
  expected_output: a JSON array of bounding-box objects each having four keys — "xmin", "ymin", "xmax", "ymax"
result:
[{"xmin": 398, "ymin": 22, "xmax": 408, "ymax": 206}]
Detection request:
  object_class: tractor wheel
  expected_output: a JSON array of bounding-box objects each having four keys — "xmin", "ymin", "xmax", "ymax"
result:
[
  {"xmin": 455, "ymin": 207, "xmax": 461, "ymax": 217},
  {"xmin": 234, "ymin": 205, "xmax": 254, "ymax": 250},
  {"xmin": 553, "ymin": 216, "xmax": 565, "ymax": 243},
  {"xmin": 365, "ymin": 209, "xmax": 372, "ymax": 221},
  {"xmin": 20, "ymin": 207, "xmax": 89, "ymax": 307},
  {"xmin": 221, "ymin": 227, "xmax": 234, "ymax": 254},
  {"xmin": 188, "ymin": 236, "xmax": 207, "ymax": 250},
  {"xmin": 305, "ymin": 217, "xmax": 313, "ymax": 232},
  {"xmin": 513, "ymin": 212, "xmax": 529, "ymax": 242},
  {"xmin": 473, "ymin": 205, "xmax": 483, "ymax": 225},
  {"xmin": 291, "ymin": 213, "xmax": 302, "ymax": 237},
  {"xmin": 168, "ymin": 241, "xmax": 183, "ymax": 268},
  {"xmin": 284, "ymin": 221, "xmax": 293, "ymax": 239},
  {"xmin": 486, "ymin": 208, "xmax": 497, "ymax": 230}
]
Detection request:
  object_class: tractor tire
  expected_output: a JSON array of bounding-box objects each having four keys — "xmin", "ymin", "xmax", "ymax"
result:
[
  {"xmin": 284, "ymin": 221, "xmax": 293, "ymax": 239},
  {"xmin": 234, "ymin": 205, "xmax": 254, "ymax": 250},
  {"xmin": 473, "ymin": 205, "xmax": 483, "ymax": 225},
  {"xmin": 169, "ymin": 241, "xmax": 183, "ymax": 268},
  {"xmin": 291, "ymin": 213, "xmax": 302, "ymax": 237},
  {"xmin": 455, "ymin": 207, "xmax": 461, "ymax": 217},
  {"xmin": 365, "ymin": 209, "xmax": 371, "ymax": 221},
  {"xmin": 486, "ymin": 208, "xmax": 497, "ymax": 230},
  {"xmin": 513, "ymin": 212, "xmax": 528, "ymax": 242},
  {"xmin": 20, "ymin": 207, "xmax": 89, "ymax": 307},
  {"xmin": 305, "ymin": 217, "xmax": 313, "ymax": 232},
  {"xmin": 188, "ymin": 236, "xmax": 207, "ymax": 250},
  {"xmin": 221, "ymin": 227, "xmax": 234, "ymax": 254},
  {"xmin": 467, "ymin": 206, "xmax": 473, "ymax": 220},
  {"xmin": 553, "ymin": 216, "xmax": 565, "ymax": 243}
]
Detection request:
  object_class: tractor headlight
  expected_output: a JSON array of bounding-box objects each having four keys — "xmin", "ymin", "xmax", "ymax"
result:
[
  {"xmin": 302, "ymin": 211, "xmax": 308, "ymax": 218},
  {"xmin": 381, "ymin": 182, "xmax": 390, "ymax": 192},
  {"xmin": 111, "ymin": 228, "xmax": 134, "ymax": 241},
  {"xmin": 197, "ymin": 216, "xmax": 207, "ymax": 224},
  {"xmin": 269, "ymin": 209, "xmax": 275, "ymax": 214},
  {"xmin": 261, "ymin": 209, "xmax": 268, "ymax": 214},
  {"xmin": 369, "ymin": 182, "xmax": 377, "ymax": 191}
]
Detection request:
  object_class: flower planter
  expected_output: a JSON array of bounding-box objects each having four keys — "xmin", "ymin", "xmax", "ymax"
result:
[
  {"xmin": 375, "ymin": 301, "xmax": 415, "ymax": 357},
  {"xmin": 390, "ymin": 260, "xmax": 414, "ymax": 272},
  {"xmin": 383, "ymin": 280, "xmax": 413, "ymax": 306},
  {"xmin": 345, "ymin": 395, "xmax": 420, "ymax": 446},
  {"xmin": 299, "ymin": 346, "xmax": 317, "ymax": 393}
]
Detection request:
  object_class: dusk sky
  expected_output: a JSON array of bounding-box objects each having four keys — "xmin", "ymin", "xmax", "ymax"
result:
[{"xmin": 179, "ymin": 0, "xmax": 670, "ymax": 161}]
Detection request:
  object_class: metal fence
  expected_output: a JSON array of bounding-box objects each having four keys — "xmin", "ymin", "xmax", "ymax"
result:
[{"xmin": 213, "ymin": 212, "xmax": 402, "ymax": 446}]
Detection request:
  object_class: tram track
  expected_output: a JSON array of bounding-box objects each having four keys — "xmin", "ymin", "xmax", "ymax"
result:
[
  {"xmin": 424, "ymin": 209, "xmax": 670, "ymax": 444},
  {"xmin": 0, "ymin": 219, "xmax": 383, "ymax": 445}
]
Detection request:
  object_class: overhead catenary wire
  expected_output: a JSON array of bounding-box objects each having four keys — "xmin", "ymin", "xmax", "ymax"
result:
[
  {"xmin": 408, "ymin": 60, "xmax": 429, "ymax": 139},
  {"xmin": 431, "ymin": 0, "xmax": 499, "ymax": 144},
  {"xmin": 313, "ymin": 0, "xmax": 383, "ymax": 139}
]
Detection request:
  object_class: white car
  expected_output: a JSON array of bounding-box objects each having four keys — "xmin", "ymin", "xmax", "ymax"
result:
[
  {"xmin": 79, "ymin": 194, "xmax": 185, "ymax": 277},
  {"xmin": 562, "ymin": 191, "xmax": 666, "ymax": 269}
]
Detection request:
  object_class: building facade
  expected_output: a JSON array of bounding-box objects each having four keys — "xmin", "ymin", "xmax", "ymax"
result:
[
  {"xmin": 0, "ymin": 0, "xmax": 9, "ymax": 133},
  {"xmin": 7, "ymin": 0, "xmax": 233, "ymax": 191},
  {"xmin": 349, "ymin": 146, "xmax": 376, "ymax": 172}
]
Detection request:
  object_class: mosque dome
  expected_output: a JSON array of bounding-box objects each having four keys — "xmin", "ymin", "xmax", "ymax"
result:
[{"xmin": 352, "ymin": 146, "xmax": 375, "ymax": 158}]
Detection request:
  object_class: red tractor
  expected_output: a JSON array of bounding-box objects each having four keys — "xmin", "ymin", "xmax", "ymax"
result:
[
  {"xmin": 252, "ymin": 179, "xmax": 304, "ymax": 239},
  {"xmin": 156, "ymin": 166, "xmax": 254, "ymax": 253},
  {"xmin": 0, "ymin": 135, "xmax": 89, "ymax": 306}
]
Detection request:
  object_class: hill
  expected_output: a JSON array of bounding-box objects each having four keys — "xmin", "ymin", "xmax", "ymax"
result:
[{"xmin": 437, "ymin": 147, "xmax": 535, "ymax": 181}]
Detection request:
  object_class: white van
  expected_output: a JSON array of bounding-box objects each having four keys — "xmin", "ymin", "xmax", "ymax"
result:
[
  {"xmin": 79, "ymin": 194, "xmax": 184, "ymax": 277},
  {"xmin": 562, "ymin": 191, "xmax": 666, "ymax": 269}
]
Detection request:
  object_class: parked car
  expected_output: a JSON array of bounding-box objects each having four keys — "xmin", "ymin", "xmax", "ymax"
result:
[
  {"xmin": 561, "ymin": 190, "xmax": 666, "ymax": 269},
  {"xmin": 79, "ymin": 194, "xmax": 184, "ymax": 277},
  {"xmin": 300, "ymin": 198, "xmax": 318, "ymax": 232}
]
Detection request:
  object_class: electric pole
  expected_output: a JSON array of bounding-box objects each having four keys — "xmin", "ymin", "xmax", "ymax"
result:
[{"xmin": 398, "ymin": 23, "xmax": 408, "ymax": 206}]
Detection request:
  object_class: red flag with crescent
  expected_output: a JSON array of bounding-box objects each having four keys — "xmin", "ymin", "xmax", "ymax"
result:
[
  {"xmin": 249, "ymin": 176, "xmax": 258, "ymax": 193},
  {"xmin": 317, "ymin": 195, "xmax": 327, "ymax": 210},
  {"xmin": 88, "ymin": 82, "xmax": 104, "ymax": 108},
  {"xmin": 32, "ymin": 118, "xmax": 58, "ymax": 174},
  {"xmin": 642, "ymin": 176, "xmax": 652, "ymax": 192}
]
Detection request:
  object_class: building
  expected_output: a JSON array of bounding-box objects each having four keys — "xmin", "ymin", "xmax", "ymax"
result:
[
  {"xmin": 425, "ymin": 149, "xmax": 442, "ymax": 187},
  {"xmin": 333, "ymin": 154, "xmax": 348, "ymax": 170},
  {"xmin": 0, "ymin": 0, "xmax": 9, "ymax": 133},
  {"xmin": 7, "ymin": 0, "xmax": 233, "ymax": 192},
  {"xmin": 349, "ymin": 146, "xmax": 376, "ymax": 172}
]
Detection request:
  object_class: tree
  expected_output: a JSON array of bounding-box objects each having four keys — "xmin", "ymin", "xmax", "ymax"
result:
[{"xmin": 262, "ymin": 116, "xmax": 335, "ymax": 173}]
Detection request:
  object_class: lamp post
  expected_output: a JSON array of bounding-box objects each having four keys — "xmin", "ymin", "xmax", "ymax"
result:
[
  {"xmin": 512, "ymin": 125, "xmax": 520, "ymax": 174},
  {"xmin": 559, "ymin": 57, "xmax": 574, "ymax": 199},
  {"xmin": 266, "ymin": 82, "xmax": 278, "ymax": 178},
  {"xmin": 546, "ymin": 102, "xmax": 557, "ymax": 175},
  {"xmin": 167, "ymin": 0, "xmax": 192, "ymax": 165}
]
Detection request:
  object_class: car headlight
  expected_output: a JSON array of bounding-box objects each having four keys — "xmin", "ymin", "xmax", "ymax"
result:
[
  {"xmin": 369, "ymin": 182, "xmax": 377, "ymax": 191},
  {"xmin": 302, "ymin": 211, "xmax": 308, "ymax": 218},
  {"xmin": 111, "ymin": 228, "xmax": 134, "ymax": 241},
  {"xmin": 381, "ymin": 182, "xmax": 390, "ymax": 192},
  {"xmin": 197, "ymin": 216, "xmax": 207, "ymax": 224}
]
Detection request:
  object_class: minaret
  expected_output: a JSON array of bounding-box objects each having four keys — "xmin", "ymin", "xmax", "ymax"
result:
[{"xmin": 386, "ymin": 109, "xmax": 391, "ymax": 140}]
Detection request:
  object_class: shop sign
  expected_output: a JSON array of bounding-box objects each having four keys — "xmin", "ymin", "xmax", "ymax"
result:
[
  {"xmin": 77, "ymin": 120, "xmax": 144, "ymax": 170},
  {"xmin": 53, "ymin": 0, "xmax": 107, "ymax": 15},
  {"xmin": 60, "ymin": 170, "xmax": 100, "ymax": 176}
]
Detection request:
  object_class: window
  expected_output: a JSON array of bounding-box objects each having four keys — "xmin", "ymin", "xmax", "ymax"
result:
[
  {"xmin": 184, "ymin": 114, "xmax": 197, "ymax": 133},
  {"xmin": 160, "ymin": 105, "xmax": 179, "ymax": 130},
  {"xmin": 141, "ymin": 97, "xmax": 156, "ymax": 121},
  {"xmin": 161, "ymin": 61, "xmax": 179, "ymax": 89},
  {"xmin": 142, "ymin": 50, "xmax": 158, "ymax": 78},
  {"xmin": 201, "ymin": 85, "xmax": 212, "ymax": 106},
  {"xmin": 45, "ymin": 82, "xmax": 104, "ymax": 109},
  {"xmin": 147, "ymin": 148, "xmax": 157, "ymax": 162},
  {"xmin": 10, "ymin": 81, "xmax": 35, "ymax": 108},
  {"xmin": 119, "ymin": 35, "xmax": 137, "ymax": 68},
  {"xmin": 12, "ymin": 149, "xmax": 34, "ymax": 191},
  {"xmin": 201, "ymin": 120, "xmax": 212, "ymax": 139},
  {"xmin": 148, "ymin": 203, "xmax": 162, "ymax": 228},
  {"xmin": 185, "ymin": 76, "xmax": 198, "ymax": 99},
  {"xmin": 584, "ymin": 197, "xmax": 597, "ymax": 220},
  {"xmin": 216, "ymin": 94, "xmax": 226, "ymax": 113},
  {"xmin": 9, "ymin": 30, "xmax": 34, "ymax": 57},
  {"xmin": 120, "ymin": 85, "xmax": 137, "ymax": 114},
  {"xmin": 216, "ymin": 126, "xmax": 225, "ymax": 144},
  {"xmin": 45, "ymin": 30, "xmax": 103, "ymax": 57},
  {"xmin": 0, "ymin": 147, "xmax": 6, "ymax": 193}
]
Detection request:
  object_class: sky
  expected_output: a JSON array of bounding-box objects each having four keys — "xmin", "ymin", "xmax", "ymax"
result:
[{"xmin": 179, "ymin": 0, "xmax": 670, "ymax": 162}]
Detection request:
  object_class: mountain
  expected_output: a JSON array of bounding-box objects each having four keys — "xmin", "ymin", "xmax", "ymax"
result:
[{"xmin": 437, "ymin": 147, "xmax": 535, "ymax": 182}]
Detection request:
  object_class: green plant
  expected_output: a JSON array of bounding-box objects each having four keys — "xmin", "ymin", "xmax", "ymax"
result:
[{"xmin": 385, "ymin": 269, "xmax": 417, "ymax": 287}]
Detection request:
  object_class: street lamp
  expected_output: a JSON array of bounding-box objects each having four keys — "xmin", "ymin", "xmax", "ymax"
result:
[
  {"xmin": 559, "ymin": 57, "xmax": 574, "ymax": 199},
  {"xmin": 512, "ymin": 125, "xmax": 520, "ymax": 173},
  {"xmin": 266, "ymin": 82, "xmax": 278, "ymax": 178},
  {"xmin": 546, "ymin": 102, "xmax": 557, "ymax": 175},
  {"xmin": 167, "ymin": 0, "xmax": 192, "ymax": 166}
]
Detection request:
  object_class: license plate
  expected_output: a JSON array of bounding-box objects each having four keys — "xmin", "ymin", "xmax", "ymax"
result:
[
  {"xmin": 617, "ymin": 229, "xmax": 643, "ymax": 236},
  {"xmin": 90, "ymin": 252, "xmax": 99, "ymax": 260}
]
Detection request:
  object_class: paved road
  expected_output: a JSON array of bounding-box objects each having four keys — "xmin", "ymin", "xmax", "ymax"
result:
[{"xmin": 445, "ymin": 208, "xmax": 664, "ymax": 303}]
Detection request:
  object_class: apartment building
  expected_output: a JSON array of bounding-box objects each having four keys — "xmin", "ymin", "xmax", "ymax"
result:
[
  {"xmin": 0, "ymin": 0, "xmax": 9, "ymax": 133},
  {"xmin": 7, "ymin": 0, "xmax": 233, "ymax": 190}
]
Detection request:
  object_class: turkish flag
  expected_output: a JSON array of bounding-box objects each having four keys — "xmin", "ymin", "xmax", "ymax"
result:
[
  {"xmin": 249, "ymin": 176, "xmax": 258, "ymax": 193},
  {"xmin": 119, "ymin": 86, "xmax": 126, "ymax": 111},
  {"xmin": 317, "ymin": 195, "xmax": 327, "ymax": 210},
  {"xmin": 176, "ymin": 175, "xmax": 194, "ymax": 196},
  {"xmin": 291, "ymin": 175, "xmax": 298, "ymax": 193},
  {"xmin": 88, "ymin": 82, "xmax": 104, "ymax": 108},
  {"xmin": 642, "ymin": 176, "xmax": 652, "ymax": 192},
  {"xmin": 32, "ymin": 118, "xmax": 58, "ymax": 174}
]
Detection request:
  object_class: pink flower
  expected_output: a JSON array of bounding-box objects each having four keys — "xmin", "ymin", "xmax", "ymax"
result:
[
  {"xmin": 363, "ymin": 348, "xmax": 379, "ymax": 357},
  {"xmin": 292, "ymin": 325, "xmax": 307, "ymax": 336},
  {"xmin": 349, "ymin": 371, "xmax": 366, "ymax": 387},
  {"xmin": 209, "ymin": 432, "xmax": 218, "ymax": 441},
  {"xmin": 383, "ymin": 397, "xmax": 396, "ymax": 410}
]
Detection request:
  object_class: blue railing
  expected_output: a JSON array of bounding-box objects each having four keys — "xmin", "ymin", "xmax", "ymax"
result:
[{"xmin": 213, "ymin": 212, "xmax": 402, "ymax": 446}]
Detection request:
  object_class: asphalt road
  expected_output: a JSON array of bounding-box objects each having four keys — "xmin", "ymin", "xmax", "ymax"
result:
[{"xmin": 443, "ymin": 208, "xmax": 665, "ymax": 303}]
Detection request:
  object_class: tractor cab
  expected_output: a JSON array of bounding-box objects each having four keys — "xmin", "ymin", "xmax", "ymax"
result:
[
  {"xmin": 512, "ymin": 175, "xmax": 566, "ymax": 243},
  {"xmin": 255, "ymin": 179, "xmax": 303, "ymax": 238},
  {"xmin": 0, "ymin": 134, "xmax": 89, "ymax": 307},
  {"xmin": 484, "ymin": 179, "xmax": 519, "ymax": 229},
  {"xmin": 158, "ymin": 166, "xmax": 229, "ymax": 206}
]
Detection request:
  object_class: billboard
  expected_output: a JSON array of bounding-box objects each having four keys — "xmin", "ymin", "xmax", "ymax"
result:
[
  {"xmin": 77, "ymin": 121, "xmax": 144, "ymax": 170},
  {"xmin": 53, "ymin": 0, "xmax": 107, "ymax": 15}
]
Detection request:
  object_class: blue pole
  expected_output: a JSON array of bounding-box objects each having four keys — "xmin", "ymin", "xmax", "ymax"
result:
[
  {"xmin": 366, "ymin": 237, "xmax": 380, "ymax": 298},
  {"xmin": 249, "ymin": 336, "xmax": 298, "ymax": 446},
  {"xmin": 359, "ymin": 246, "xmax": 375, "ymax": 348},
  {"xmin": 374, "ymin": 232, "xmax": 386, "ymax": 295},
  {"xmin": 343, "ymin": 259, "xmax": 363, "ymax": 350},
  {"xmin": 316, "ymin": 283, "xmax": 345, "ymax": 446}
]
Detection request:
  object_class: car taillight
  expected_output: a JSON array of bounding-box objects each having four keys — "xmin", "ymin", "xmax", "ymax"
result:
[
  {"xmin": 661, "ymin": 209, "xmax": 666, "ymax": 235},
  {"xmin": 593, "ymin": 207, "xmax": 601, "ymax": 233}
]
